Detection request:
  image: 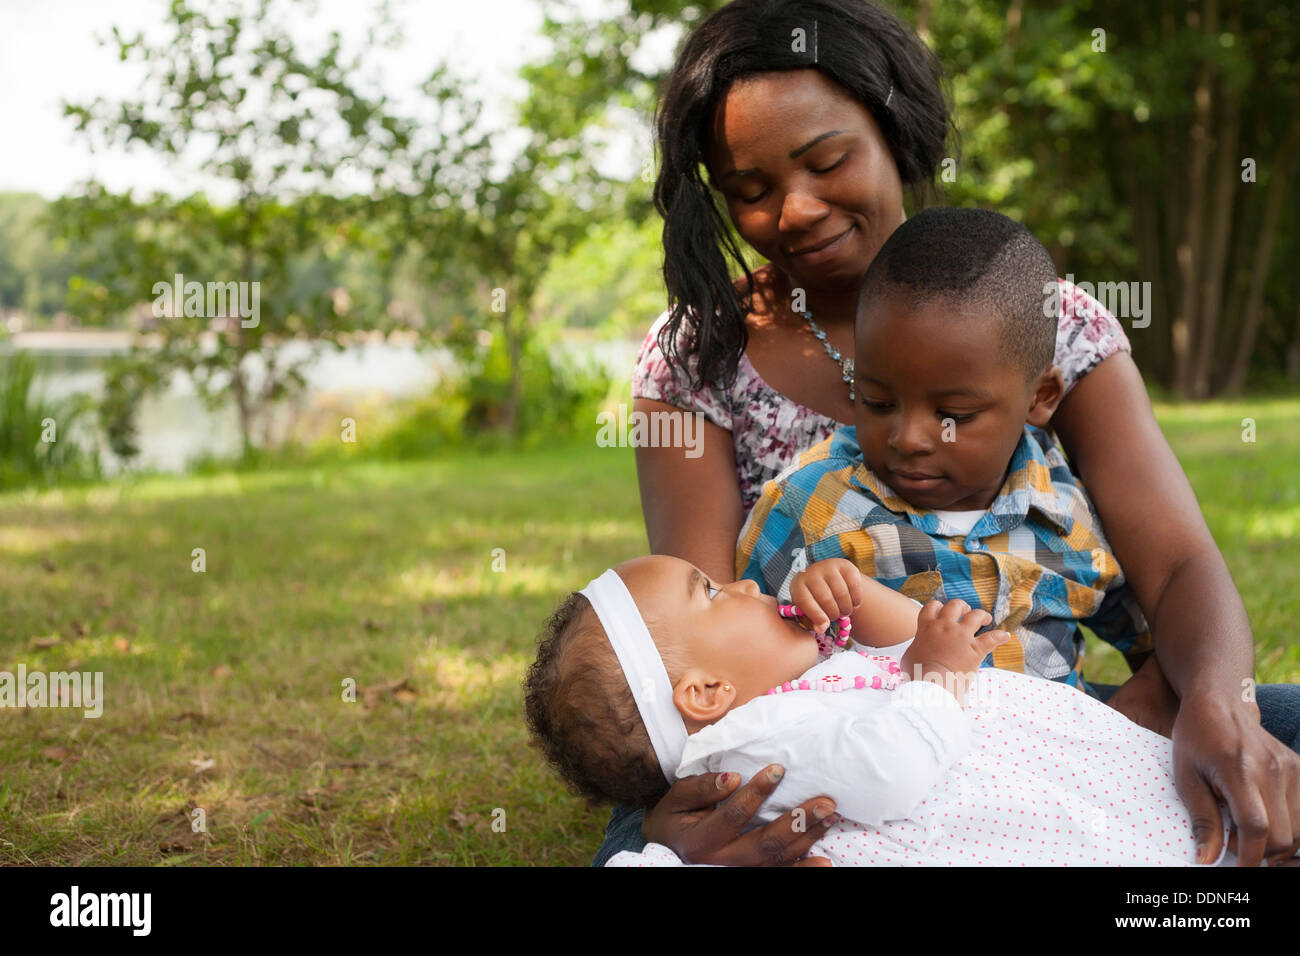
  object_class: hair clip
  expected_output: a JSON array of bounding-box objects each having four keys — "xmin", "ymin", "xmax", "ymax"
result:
[{"xmin": 884, "ymin": 84, "xmax": 895, "ymax": 109}]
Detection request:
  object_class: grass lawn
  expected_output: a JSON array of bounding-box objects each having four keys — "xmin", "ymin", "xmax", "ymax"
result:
[{"xmin": 1, "ymin": 396, "xmax": 1297, "ymax": 865}]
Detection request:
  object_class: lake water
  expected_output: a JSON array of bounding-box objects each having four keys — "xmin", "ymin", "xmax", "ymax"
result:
[{"xmin": 10, "ymin": 335, "xmax": 640, "ymax": 474}]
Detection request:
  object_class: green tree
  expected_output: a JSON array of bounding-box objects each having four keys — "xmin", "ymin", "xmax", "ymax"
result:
[{"xmin": 54, "ymin": 0, "xmax": 414, "ymax": 454}]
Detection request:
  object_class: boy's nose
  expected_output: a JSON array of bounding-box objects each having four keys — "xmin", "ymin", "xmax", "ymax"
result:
[{"xmin": 888, "ymin": 413, "xmax": 935, "ymax": 455}]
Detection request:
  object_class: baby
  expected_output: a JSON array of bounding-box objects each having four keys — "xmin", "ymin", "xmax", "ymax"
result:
[{"xmin": 524, "ymin": 554, "xmax": 1244, "ymax": 865}]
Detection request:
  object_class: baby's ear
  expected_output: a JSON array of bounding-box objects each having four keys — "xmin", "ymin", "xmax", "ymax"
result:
[
  {"xmin": 1025, "ymin": 365, "xmax": 1066, "ymax": 427},
  {"xmin": 673, "ymin": 670, "xmax": 736, "ymax": 726}
]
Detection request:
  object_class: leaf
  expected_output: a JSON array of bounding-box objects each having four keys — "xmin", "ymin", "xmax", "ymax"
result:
[
  {"xmin": 248, "ymin": 810, "xmax": 272, "ymax": 829},
  {"xmin": 189, "ymin": 756, "xmax": 216, "ymax": 774}
]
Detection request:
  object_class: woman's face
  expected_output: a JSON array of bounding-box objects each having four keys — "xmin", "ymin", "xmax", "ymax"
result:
[{"xmin": 704, "ymin": 68, "xmax": 907, "ymax": 291}]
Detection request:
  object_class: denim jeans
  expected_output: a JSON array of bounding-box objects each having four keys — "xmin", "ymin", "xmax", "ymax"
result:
[{"xmin": 591, "ymin": 681, "xmax": 1300, "ymax": 865}]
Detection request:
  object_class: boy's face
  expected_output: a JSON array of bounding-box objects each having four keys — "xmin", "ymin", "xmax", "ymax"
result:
[
  {"xmin": 854, "ymin": 293, "xmax": 1063, "ymax": 512},
  {"xmin": 615, "ymin": 555, "xmax": 820, "ymax": 705}
]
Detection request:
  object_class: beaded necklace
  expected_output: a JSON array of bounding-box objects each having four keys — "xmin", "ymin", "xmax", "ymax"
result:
[
  {"xmin": 766, "ymin": 650, "xmax": 903, "ymax": 696},
  {"xmin": 802, "ymin": 311, "xmax": 854, "ymax": 402}
]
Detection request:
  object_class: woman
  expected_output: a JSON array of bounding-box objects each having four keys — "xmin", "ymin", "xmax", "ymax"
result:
[{"xmin": 595, "ymin": 0, "xmax": 1300, "ymax": 867}]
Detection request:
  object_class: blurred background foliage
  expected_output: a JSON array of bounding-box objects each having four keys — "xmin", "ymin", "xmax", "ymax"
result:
[{"xmin": 1, "ymin": 0, "xmax": 1297, "ymax": 483}]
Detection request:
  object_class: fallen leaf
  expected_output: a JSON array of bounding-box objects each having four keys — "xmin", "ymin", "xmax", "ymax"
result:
[
  {"xmin": 361, "ymin": 677, "xmax": 416, "ymax": 706},
  {"xmin": 210, "ymin": 665, "xmax": 233, "ymax": 679},
  {"xmin": 30, "ymin": 636, "xmax": 61, "ymax": 650},
  {"xmin": 40, "ymin": 559, "xmax": 56, "ymax": 574},
  {"xmin": 189, "ymin": 757, "xmax": 216, "ymax": 774},
  {"xmin": 448, "ymin": 809, "xmax": 472, "ymax": 830},
  {"xmin": 42, "ymin": 746, "xmax": 74, "ymax": 762},
  {"xmin": 113, "ymin": 637, "xmax": 131, "ymax": 653},
  {"xmin": 70, "ymin": 620, "xmax": 87, "ymax": 637},
  {"xmin": 363, "ymin": 618, "xmax": 383, "ymax": 632}
]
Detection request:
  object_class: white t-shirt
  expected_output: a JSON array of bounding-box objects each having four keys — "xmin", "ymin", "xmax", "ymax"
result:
[{"xmin": 932, "ymin": 509, "xmax": 987, "ymax": 536}]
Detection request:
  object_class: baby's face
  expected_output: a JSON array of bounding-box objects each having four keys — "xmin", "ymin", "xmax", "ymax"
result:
[
  {"xmin": 854, "ymin": 294, "xmax": 1043, "ymax": 512},
  {"xmin": 614, "ymin": 555, "xmax": 819, "ymax": 704}
]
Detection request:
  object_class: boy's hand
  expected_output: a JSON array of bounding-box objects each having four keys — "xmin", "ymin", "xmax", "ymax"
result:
[
  {"xmin": 901, "ymin": 599, "xmax": 1011, "ymax": 704},
  {"xmin": 790, "ymin": 559, "xmax": 865, "ymax": 636}
]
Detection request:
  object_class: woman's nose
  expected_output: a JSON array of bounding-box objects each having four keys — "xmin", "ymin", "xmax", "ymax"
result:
[
  {"xmin": 778, "ymin": 191, "xmax": 830, "ymax": 234},
  {"xmin": 729, "ymin": 578, "xmax": 761, "ymax": 598}
]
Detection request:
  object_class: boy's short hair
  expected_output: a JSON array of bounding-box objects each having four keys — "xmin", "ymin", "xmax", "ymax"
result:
[
  {"xmin": 856, "ymin": 207, "xmax": 1059, "ymax": 381},
  {"xmin": 523, "ymin": 591, "xmax": 679, "ymax": 810}
]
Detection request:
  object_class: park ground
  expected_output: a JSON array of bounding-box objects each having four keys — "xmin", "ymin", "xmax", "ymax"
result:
[{"xmin": 1, "ymin": 397, "xmax": 1298, "ymax": 865}]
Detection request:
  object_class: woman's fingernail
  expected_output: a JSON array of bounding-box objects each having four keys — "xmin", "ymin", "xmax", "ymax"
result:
[
  {"xmin": 768, "ymin": 766, "xmax": 784, "ymax": 782},
  {"xmin": 812, "ymin": 803, "xmax": 832, "ymax": 821},
  {"xmin": 716, "ymin": 772, "xmax": 735, "ymax": 789},
  {"xmin": 1196, "ymin": 843, "xmax": 1208, "ymax": 864}
]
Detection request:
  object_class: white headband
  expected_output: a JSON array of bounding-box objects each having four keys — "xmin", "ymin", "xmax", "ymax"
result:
[{"xmin": 579, "ymin": 568, "xmax": 688, "ymax": 783}]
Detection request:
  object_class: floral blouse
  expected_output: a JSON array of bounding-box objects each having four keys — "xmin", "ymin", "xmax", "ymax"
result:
[{"xmin": 631, "ymin": 279, "xmax": 1132, "ymax": 515}]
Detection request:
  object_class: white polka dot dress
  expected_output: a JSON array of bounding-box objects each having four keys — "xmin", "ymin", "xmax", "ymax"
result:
[
  {"xmin": 807, "ymin": 668, "xmax": 1223, "ymax": 866},
  {"xmin": 609, "ymin": 659, "xmax": 1239, "ymax": 867}
]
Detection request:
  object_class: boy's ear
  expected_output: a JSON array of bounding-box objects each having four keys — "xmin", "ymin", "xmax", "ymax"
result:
[
  {"xmin": 673, "ymin": 669, "xmax": 737, "ymax": 726},
  {"xmin": 1025, "ymin": 365, "xmax": 1066, "ymax": 427}
]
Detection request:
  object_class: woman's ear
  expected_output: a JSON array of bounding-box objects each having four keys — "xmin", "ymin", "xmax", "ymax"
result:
[
  {"xmin": 1026, "ymin": 365, "xmax": 1066, "ymax": 427},
  {"xmin": 673, "ymin": 669, "xmax": 737, "ymax": 726}
]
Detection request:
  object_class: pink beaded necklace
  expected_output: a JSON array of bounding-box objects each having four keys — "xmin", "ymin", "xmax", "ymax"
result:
[{"xmin": 765, "ymin": 648, "xmax": 904, "ymax": 696}]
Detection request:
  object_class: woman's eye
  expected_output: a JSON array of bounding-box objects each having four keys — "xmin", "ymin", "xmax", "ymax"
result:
[
  {"xmin": 860, "ymin": 399, "xmax": 893, "ymax": 412},
  {"xmin": 811, "ymin": 155, "xmax": 848, "ymax": 174},
  {"xmin": 739, "ymin": 190, "xmax": 769, "ymax": 205},
  {"xmin": 706, "ymin": 583, "xmax": 721, "ymax": 599}
]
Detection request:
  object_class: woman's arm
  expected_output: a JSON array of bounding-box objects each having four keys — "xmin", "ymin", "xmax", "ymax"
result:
[
  {"xmin": 1052, "ymin": 352, "xmax": 1300, "ymax": 866},
  {"xmin": 633, "ymin": 397, "xmax": 744, "ymax": 584}
]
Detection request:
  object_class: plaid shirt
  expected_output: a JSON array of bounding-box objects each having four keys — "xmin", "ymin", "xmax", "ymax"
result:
[{"xmin": 736, "ymin": 424, "xmax": 1152, "ymax": 691}]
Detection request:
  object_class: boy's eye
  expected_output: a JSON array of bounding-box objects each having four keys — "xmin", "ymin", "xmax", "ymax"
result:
[
  {"xmin": 706, "ymin": 583, "xmax": 721, "ymax": 600},
  {"xmin": 938, "ymin": 411, "xmax": 977, "ymax": 424}
]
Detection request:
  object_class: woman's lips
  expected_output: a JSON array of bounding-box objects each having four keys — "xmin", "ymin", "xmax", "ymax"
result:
[{"xmin": 790, "ymin": 225, "xmax": 855, "ymax": 265}]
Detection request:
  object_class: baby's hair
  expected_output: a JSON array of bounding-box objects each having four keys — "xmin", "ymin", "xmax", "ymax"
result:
[
  {"xmin": 856, "ymin": 207, "xmax": 1059, "ymax": 381},
  {"xmin": 523, "ymin": 590, "xmax": 682, "ymax": 809}
]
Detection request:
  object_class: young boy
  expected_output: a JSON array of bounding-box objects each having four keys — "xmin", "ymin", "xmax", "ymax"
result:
[{"xmin": 736, "ymin": 207, "xmax": 1152, "ymax": 695}]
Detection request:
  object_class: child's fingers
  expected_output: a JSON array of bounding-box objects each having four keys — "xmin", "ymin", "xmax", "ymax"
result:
[
  {"xmin": 938, "ymin": 598, "xmax": 971, "ymax": 622},
  {"xmin": 791, "ymin": 580, "xmax": 832, "ymax": 634},
  {"xmin": 838, "ymin": 564, "xmax": 865, "ymax": 610},
  {"xmin": 958, "ymin": 607, "xmax": 994, "ymax": 632},
  {"xmin": 917, "ymin": 599, "xmax": 943, "ymax": 626},
  {"xmin": 976, "ymin": 628, "xmax": 1012, "ymax": 650}
]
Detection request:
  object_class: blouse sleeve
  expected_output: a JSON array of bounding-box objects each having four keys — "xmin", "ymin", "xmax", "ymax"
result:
[
  {"xmin": 1054, "ymin": 278, "xmax": 1133, "ymax": 394},
  {"xmin": 631, "ymin": 309, "xmax": 733, "ymax": 433}
]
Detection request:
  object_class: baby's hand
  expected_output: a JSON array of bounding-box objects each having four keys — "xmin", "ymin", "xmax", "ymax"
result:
[
  {"xmin": 789, "ymin": 558, "xmax": 864, "ymax": 636},
  {"xmin": 901, "ymin": 599, "xmax": 1011, "ymax": 702}
]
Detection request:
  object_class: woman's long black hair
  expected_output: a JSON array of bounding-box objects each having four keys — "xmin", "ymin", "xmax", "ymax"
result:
[{"xmin": 652, "ymin": 0, "xmax": 953, "ymax": 392}]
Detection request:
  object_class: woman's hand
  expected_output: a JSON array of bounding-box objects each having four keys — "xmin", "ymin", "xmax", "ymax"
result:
[
  {"xmin": 1171, "ymin": 693, "xmax": 1300, "ymax": 867},
  {"xmin": 790, "ymin": 558, "xmax": 865, "ymax": 636},
  {"xmin": 641, "ymin": 765, "xmax": 837, "ymax": 866}
]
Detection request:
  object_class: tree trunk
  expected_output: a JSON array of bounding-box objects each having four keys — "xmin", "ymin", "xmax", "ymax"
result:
[
  {"xmin": 1171, "ymin": 0, "xmax": 1218, "ymax": 398},
  {"xmin": 1222, "ymin": 106, "xmax": 1300, "ymax": 394},
  {"xmin": 1190, "ymin": 78, "xmax": 1240, "ymax": 398}
]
